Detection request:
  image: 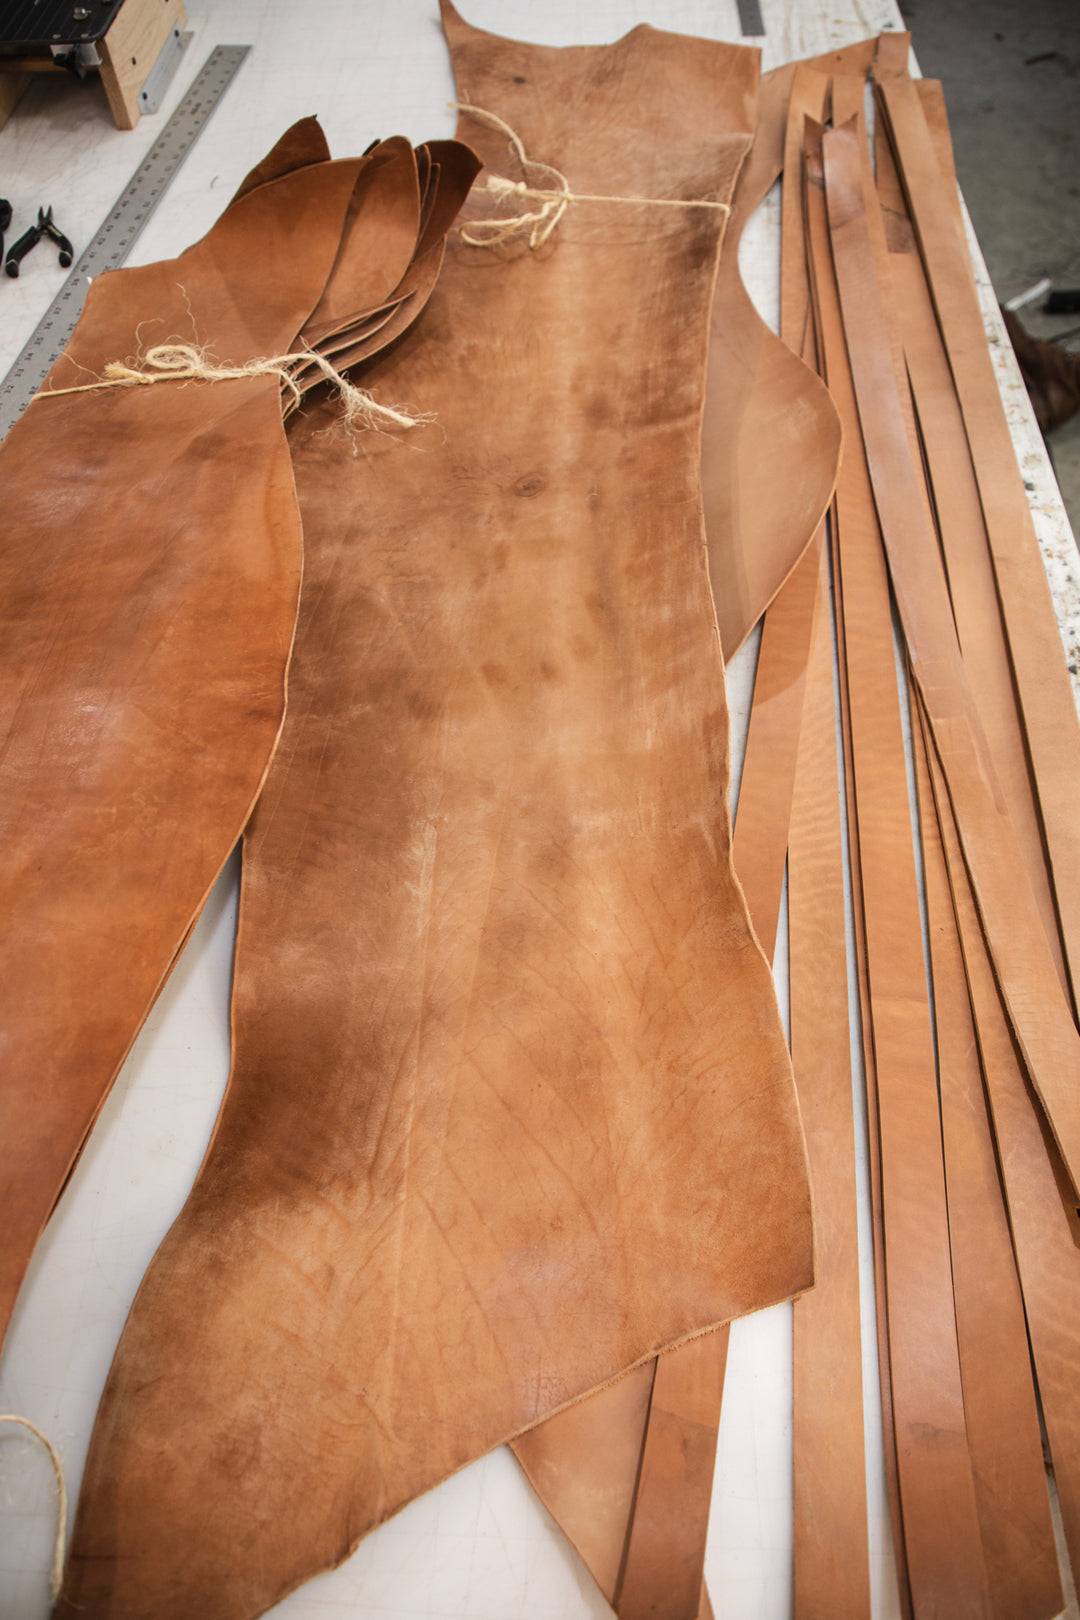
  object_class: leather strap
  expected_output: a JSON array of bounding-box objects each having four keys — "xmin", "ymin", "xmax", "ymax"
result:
[
  {"xmin": 807, "ymin": 115, "xmax": 991, "ymax": 1620},
  {"xmin": 788, "ymin": 540, "xmax": 870, "ymax": 1620},
  {"xmin": 823, "ymin": 115, "xmax": 1080, "ymax": 1204},
  {"xmin": 614, "ymin": 1333, "xmax": 729, "ymax": 1620},
  {"xmin": 877, "ymin": 71, "xmax": 1080, "ymax": 1010},
  {"xmin": 923, "ymin": 725, "xmax": 1080, "ymax": 1595},
  {"xmin": 912, "ymin": 707, "xmax": 1062, "ymax": 1620},
  {"xmin": 880, "ymin": 162, "xmax": 1069, "ymax": 996},
  {"xmin": 805, "ymin": 116, "xmax": 908, "ymax": 1617}
]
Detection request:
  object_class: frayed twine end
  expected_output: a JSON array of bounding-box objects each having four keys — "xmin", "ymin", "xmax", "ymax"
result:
[{"xmin": 36, "ymin": 342, "xmax": 431, "ymax": 433}]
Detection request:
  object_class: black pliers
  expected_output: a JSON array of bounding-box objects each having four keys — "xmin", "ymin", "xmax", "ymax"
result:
[{"xmin": 5, "ymin": 207, "xmax": 74, "ymax": 278}]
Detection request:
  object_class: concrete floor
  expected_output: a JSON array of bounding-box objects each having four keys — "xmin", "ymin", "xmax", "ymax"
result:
[{"xmin": 899, "ymin": 0, "xmax": 1080, "ymax": 536}]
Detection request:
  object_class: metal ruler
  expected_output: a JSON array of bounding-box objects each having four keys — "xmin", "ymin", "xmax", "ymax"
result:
[{"xmin": 0, "ymin": 42, "xmax": 250, "ymax": 438}]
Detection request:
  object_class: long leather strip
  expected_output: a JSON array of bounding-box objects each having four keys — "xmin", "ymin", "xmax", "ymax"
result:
[
  {"xmin": 879, "ymin": 170, "xmax": 1069, "ymax": 995},
  {"xmin": 805, "ymin": 121, "xmax": 909, "ymax": 1619},
  {"xmin": 730, "ymin": 537, "xmax": 819, "ymax": 959},
  {"xmin": 912, "ymin": 707, "xmax": 1062, "ymax": 1620},
  {"xmin": 789, "ymin": 541, "xmax": 870, "ymax": 1620},
  {"xmin": 822, "ymin": 116, "xmax": 1080, "ymax": 1203},
  {"xmin": 780, "ymin": 67, "xmax": 829, "ymax": 356},
  {"xmin": 877, "ymin": 71, "xmax": 1080, "ymax": 1008},
  {"xmin": 923, "ymin": 727, "xmax": 1080, "ymax": 1592},
  {"xmin": 614, "ymin": 1333, "xmax": 728, "ymax": 1620},
  {"xmin": 806, "ymin": 120, "xmax": 991, "ymax": 1620},
  {"xmin": 61, "ymin": 15, "xmax": 813, "ymax": 1615}
]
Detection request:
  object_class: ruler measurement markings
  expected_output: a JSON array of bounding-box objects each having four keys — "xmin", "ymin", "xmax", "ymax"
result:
[{"xmin": 0, "ymin": 43, "xmax": 249, "ymax": 438}]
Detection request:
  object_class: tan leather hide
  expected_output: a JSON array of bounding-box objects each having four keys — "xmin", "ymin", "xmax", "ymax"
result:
[
  {"xmin": 0, "ymin": 125, "xmax": 479, "ymax": 1356},
  {"xmin": 59, "ymin": 8, "xmax": 813, "ymax": 1615}
]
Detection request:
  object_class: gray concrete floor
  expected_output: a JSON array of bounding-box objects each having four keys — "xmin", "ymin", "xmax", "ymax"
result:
[{"xmin": 898, "ymin": 0, "xmax": 1080, "ymax": 538}]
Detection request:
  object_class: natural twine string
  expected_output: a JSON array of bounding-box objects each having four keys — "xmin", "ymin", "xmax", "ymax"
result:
[
  {"xmin": 0, "ymin": 1415, "xmax": 67, "ymax": 1600},
  {"xmin": 35, "ymin": 343, "xmax": 430, "ymax": 432},
  {"xmin": 452, "ymin": 103, "xmax": 731, "ymax": 249}
]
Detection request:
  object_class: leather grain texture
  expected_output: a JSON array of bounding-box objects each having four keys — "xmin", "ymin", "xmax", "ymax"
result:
[
  {"xmin": 0, "ymin": 135, "xmax": 373, "ymax": 1356},
  {"xmin": 58, "ymin": 10, "xmax": 813, "ymax": 1616}
]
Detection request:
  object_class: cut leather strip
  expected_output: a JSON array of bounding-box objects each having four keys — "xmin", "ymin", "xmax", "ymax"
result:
[
  {"xmin": 730, "ymin": 535, "xmax": 819, "ymax": 960},
  {"xmin": 789, "ymin": 540, "xmax": 871, "ymax": 1620},
  {"xmin": 911, "ymin": 704, "xmax": 1062, "ymax": 1620},
  {"xmin": 59, "ymin": 14, "xmax": 812, "ymax": 1616},
  {"xmin": 806, "ymin": 129, "xmax": 910, "ymax": 1616},
  {"xmin": 614, "ymin": 1332, "xmax": 729, "ymax": 1620},
  {"xmin": 806, "ymin": 118, "xmax": 990, "ymax": 1620},
  {"xmin": 823, "ymin": 115, "xmax": 1080, "ymax": 1204},
  {"xmin": 877, "ymin": 71, "xmax": 1080, "ymax": 1009},
  {"xmin": 876, "ymin": 140, "xmax": 1069, "ymax": 996},
  {"xmin": 922, "ymin": 726, "xmax": 1080, "ymax": 1594}
]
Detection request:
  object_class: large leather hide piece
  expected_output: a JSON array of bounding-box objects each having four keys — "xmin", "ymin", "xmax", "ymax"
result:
[
  {"xmin": 0, "ymin": 123, "xmax": 478, "ymax": 1361},
  {"xmin": 58, "ymin": 7, "xmax": 813, "ymax": 1616}
]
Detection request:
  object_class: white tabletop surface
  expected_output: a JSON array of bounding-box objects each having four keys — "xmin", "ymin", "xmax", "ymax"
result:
[{"xmin": 0, "ymin": 3, "xmax": 1074, "ymax": 1617}]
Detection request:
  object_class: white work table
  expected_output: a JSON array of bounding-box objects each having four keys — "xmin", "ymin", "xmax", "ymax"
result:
[{"xmin": 0, "ymin": 3, "xmax": 1075, "ymax": 1617}]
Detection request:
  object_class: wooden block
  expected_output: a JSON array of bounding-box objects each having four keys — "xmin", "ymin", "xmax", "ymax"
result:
[
  {"xmin": 99, "ymin": 0, "xmax": 186, "ymax": 130},
  {"xmin": 0, "ymin": 72, "xmax": 29, "ymax": 134}
]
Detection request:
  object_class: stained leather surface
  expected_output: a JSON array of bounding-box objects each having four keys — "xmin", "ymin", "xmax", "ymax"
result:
[
  {"xmin": 59, "ymin": 10, "xmax": 813, "ymax": 1616},
  {"xmin": 0, "ymin": 124, "xmax": 478, "ymax": 1368},
  {"xmin": 0, "ymin": 136, "xmax": 361, "ymax": 1357},
  {"xmin": 519, "ymin": 50, "xmax": 873, "ymax": 1611}
]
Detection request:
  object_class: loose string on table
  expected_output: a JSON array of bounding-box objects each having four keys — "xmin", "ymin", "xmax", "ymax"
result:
[
  {"xmin": 452, "ymin": 104, "xmax": 731, "ymax": 249},
  {"xmin": 0, "ymin": 1414, "xmax": 67, "ymax": 1600},
  {"xmin": 35, "ymin": 343, "xmax": 430, "ymax": 432}
]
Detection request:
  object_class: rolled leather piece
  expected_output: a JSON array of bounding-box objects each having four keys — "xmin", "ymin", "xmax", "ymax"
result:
[
  {"xmin": 0, "ymin": 129, "xmax": 387, "ymax": 1358},
  {"xmin": 822, "ymin": 115, "xmax": 1080, "ymax": 1204},
  {"xmin": 60, "ymin": 8, "xmax": 813, "ymax": 1616},
  {"xmin": 806, "ymin": 118, "xmax": 991, "ymax": 1620},
  {"xmin": 912, "ymin": 709, "xmax": 1062, "ymax": 1620}
]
